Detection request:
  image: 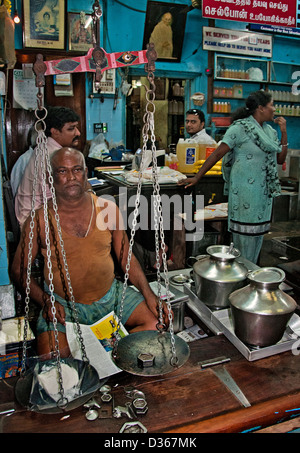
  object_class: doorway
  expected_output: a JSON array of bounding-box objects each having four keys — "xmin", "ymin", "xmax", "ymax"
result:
[{"xmin": 126, "ymin": 77, "xmax": 186, "ymax": 153}]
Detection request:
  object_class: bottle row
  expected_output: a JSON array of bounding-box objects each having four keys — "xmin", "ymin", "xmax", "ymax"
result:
[
  {"xmin": 168, "ymin": 100, "xmax": 184, "ymax": 115},
  {"xmin": 269, "ymin": 90, "xmax": 299, "ymax": 103},
  {"xmin": 212, "ymin": 102, "xmax": 300, "ymax": 115},
  {"xmin": 213, "ymin": 102, "xmax": 231, "ymax": 113},
  {"xmin": 213, "ymin": 85, "xmax": 243, "ymax": 99},
  {"xmin": 217, "ymin": 69, "xmax": 250, "ymax": 79},
  {"xmin": 275, "ymin": 104, "xmax": 300, "ymax": 116}
]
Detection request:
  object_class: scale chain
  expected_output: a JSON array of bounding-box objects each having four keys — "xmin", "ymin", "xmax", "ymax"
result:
[
  {"xmin": 112, "ymin": 70, "xmax": 178, "ymax": 366},
  {"xmin": 21, "ymin": 106, "xmax": 89, "ymax": 408},
  {"xmin": 45, "ymin": 141, "xmax": 89, "ymax": 365},
  {"xmin": 111, "ymin": 138, "xmax": 144, "ymax": 357},
  {"xmin": 146, "ymin": 72, "xmax": 178, "ymax": 365},
  {"xmin": 39, "ymin": 121, "xmax": 67, "ymax": 407},
  {"xmin": 111, "ymin": 78, "xmax": 155, "ymax": 357},
  {"xmin": 21, "ymin": 122, "xmax": 40, "ymax": 375}
]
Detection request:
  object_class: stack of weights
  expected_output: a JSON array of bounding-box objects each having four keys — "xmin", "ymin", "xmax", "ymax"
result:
[{"xmin": 192, "ymin": 159, "xmax": 222, "ymax": 175}]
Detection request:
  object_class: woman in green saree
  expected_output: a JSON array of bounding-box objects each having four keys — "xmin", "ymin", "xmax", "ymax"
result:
[{"xmin": 179, "ymin": 90, "xmax": 288, "ymax": 264}]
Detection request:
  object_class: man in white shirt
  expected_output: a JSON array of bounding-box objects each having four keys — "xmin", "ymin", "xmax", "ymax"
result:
[
  {"xmin": 10, "ymin": 127, "xmax": 38, "ymax": 197},
  {"xmin": 14, "ymin": 106, "xmax": 81, "ymax": 228},
  {"xmin": 184, "ymin": 109, "xmax": 216, "ymax": 145}
]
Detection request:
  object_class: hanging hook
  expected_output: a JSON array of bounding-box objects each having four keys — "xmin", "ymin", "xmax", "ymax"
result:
[
  {"xmin": 145, "ymin": 43, "xmax": 157, "ymax": 74},
  {"xmin": 33, "ymin": 54, "xmax": 47, "ymax": 88},
  {"xmin": 91, "ymin": 0, "xmax": 102, "ymax": 48},
  {"xmin": 33, "ymin": 54, "xmax": 47, "ymax": 110}
]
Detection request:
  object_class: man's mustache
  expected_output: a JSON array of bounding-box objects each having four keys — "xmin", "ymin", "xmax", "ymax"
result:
[{"xmin": 72, "ymin": 136, "xmax": 80, "ymax": 142}]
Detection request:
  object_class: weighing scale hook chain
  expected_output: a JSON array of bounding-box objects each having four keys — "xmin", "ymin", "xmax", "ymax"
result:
[
  {"xmin": 112, "ymin": 47, "xmax": 179, "ymax": 368},
  {"xmin": 21, "ymin": 105, "xmax": 90, "ymax": 406}
]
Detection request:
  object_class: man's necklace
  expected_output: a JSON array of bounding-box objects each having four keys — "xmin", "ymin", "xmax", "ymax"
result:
[{"xmin": 85, "ymin": 195, "xmax": 95, "ymax": 237}]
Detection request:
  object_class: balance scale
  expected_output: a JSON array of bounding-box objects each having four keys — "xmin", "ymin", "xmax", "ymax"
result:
[{"xmin": 15, "ymin": 1, "xmax": 189, "ymax": 413}]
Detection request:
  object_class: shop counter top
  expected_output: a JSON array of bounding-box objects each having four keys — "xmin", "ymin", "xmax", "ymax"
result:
[{"xmin": 1, "ymin": 334, "xmax": 300, "ymax": 434}]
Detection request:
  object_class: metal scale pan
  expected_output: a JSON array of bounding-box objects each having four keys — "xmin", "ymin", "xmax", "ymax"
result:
[
  {"xmin": 113, "ymin": 330, "xmax": 190, "ymax": 376},
  {"xmin": 15, "ymin": 358, "xmax": 100, "ymax": 414}
]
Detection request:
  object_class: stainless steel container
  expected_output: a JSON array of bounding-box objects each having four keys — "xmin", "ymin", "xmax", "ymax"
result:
[
  {"xmin": 229, "ymin": 267, "xmax": 297, "ymax": 347},
  {"xmin": 170, "ymin": 300, "xmax": 185, "ymax": 333},
  {"xmin": 193, "ymin": 245, "xmax": 248, "ymax": 309}
]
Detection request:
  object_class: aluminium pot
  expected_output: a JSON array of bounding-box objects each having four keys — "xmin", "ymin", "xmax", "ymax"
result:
[
  {"xmin": 229, "ymin": 267, "xmax": 297, "ymax": 348},
  {"xmin": 192, "ymin": 245, "xmax": 248, "ymax": 309}
]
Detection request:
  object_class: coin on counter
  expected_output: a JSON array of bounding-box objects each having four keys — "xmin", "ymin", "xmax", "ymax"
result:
[
  {"xmin": 100, "ymin": 384, "xmax": 112, "ymax": 394},
  {"xmin": 85, "ymin": 409, "xmax": 99, "ymax": 421}
]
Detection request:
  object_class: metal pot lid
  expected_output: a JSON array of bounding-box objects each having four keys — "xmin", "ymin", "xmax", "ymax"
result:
[
  {"xmin": 207, "ymin": 245, "xmax": 240, "ymax": 260},
  {"xmin": 170, "ymin": 273, "xmax": 190, "ymax": 285},
  {"xmin": 248, "ymin": 267, "xmax": 285, "ymax": 284}
]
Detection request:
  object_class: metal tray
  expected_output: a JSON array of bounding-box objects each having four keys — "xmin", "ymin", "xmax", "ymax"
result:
[
  {"xmin": 184, "ymin": 283, "xmax": 299, "ymax": 361},
  {"xmin": 211, "ymin": 309, "xmax": 299, "ymax": 361},
  {"xmin": 184, "ymin": 284, "xmax": 224, "ymax": 335}
]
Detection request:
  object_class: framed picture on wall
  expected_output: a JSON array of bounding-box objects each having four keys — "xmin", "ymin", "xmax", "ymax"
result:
[
  {"xmin": 142, "ymin": 1, "xmax": 188, "ymax": 62},
  {"xmin": 68, "ymin": 12, "xmax": 94, "ymax": 52},
  {"xmin": 23, "ymin": 0, "xmax": 65, "ymax": 49}
]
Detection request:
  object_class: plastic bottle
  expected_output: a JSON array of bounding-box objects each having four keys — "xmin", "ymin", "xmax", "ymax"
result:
[
  {"xmin": 165, "ymin": 154, "xmax": 171, "ymax": 167},
  {"xmin": 176, "ymin": 139, "xmax": 200, "ymax": 173}
]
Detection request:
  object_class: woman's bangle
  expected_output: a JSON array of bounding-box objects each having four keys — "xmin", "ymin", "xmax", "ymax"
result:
[{"xmin": 281, "ymin": 143, "xmax": 289, "ymax": 147}]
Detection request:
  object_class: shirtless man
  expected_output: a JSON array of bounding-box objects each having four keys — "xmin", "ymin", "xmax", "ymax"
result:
[{"xmin": 12, "ymin": 148, "xmax": 164, "ymax": 359}]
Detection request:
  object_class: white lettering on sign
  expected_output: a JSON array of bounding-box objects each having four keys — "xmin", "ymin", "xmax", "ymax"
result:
[{"xmin": 203, "ymin": 26, "xmax": 273, "ymax": 57}]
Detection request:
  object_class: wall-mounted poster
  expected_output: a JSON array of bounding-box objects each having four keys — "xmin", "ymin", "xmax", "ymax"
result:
[
  {"xmin": 143, "ymin": 1, "xmax": 187, "ymax": 62},
  {"xmin": 23, "ymin": 0, "xmax": 65, "ymax": 49},
  {"xmin": 68, "ymin": 12, "xmax": 94, "ymax": 52}
]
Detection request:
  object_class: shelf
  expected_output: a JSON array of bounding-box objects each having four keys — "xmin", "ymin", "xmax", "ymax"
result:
[
  {"xmin": 270, "ymin": 82, "xmax": 296, "ymax": 86},
  {"xmin": 213, "ymin": 96, "xmax": 245, "ymax": 100},
  {"xmin": 215, "ymin": 54, "xmax": 269, "ymax": 82},
  {"xmin": 270, "ymin": 61, "xmax": 300, "ymax": 85},
  {"xmin": 209, "ymin": 55, "xmax": 300, "ymax": 118},
  {"xmin": 215, "ymin": 77, "xmax": 267, "ymax": 83},
  {"xmin": 273, "ymin": 100, "xmax": 300, "ymax": 103}
]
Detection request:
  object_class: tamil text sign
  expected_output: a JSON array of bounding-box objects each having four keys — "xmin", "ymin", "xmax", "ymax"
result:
[{"xmin": 202, "ymin": 0, "xmax": 297, "ymax": 28}]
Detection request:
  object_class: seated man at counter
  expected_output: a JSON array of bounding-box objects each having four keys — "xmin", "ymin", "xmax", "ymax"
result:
[
  {"xmin": 184, "ymin": 109, "xmax": 217, "ymax": 145},
  {"xmin": 11, "ymin": 147, "xmax": 164, "ymax": 360},
  {"xmin": 14, "ymin": 106, "xmax": 81, "ymax": 229}
]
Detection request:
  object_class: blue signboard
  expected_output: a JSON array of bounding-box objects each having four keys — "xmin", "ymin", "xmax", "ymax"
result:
[{"xmin": 249, "ymin": 23, "xmax": 300, "ymax": 38}]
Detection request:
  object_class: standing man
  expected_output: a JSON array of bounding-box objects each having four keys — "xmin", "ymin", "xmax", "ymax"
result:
[
  {"xmin": 14, "ymin": 106, "xmax": 81, "ymax": 228},
  {"xmin": 184, "ymin": 109, "xmax": 216, "ymax": 145},
  {"xmin": 11, "ymin": 148, "xmax": 164, "ymax": 359}
]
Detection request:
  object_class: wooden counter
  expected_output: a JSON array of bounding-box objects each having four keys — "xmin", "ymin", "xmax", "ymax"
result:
[{"xmin": 1, "ymin": 334, "xmax": 300, "ymax": 434}]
